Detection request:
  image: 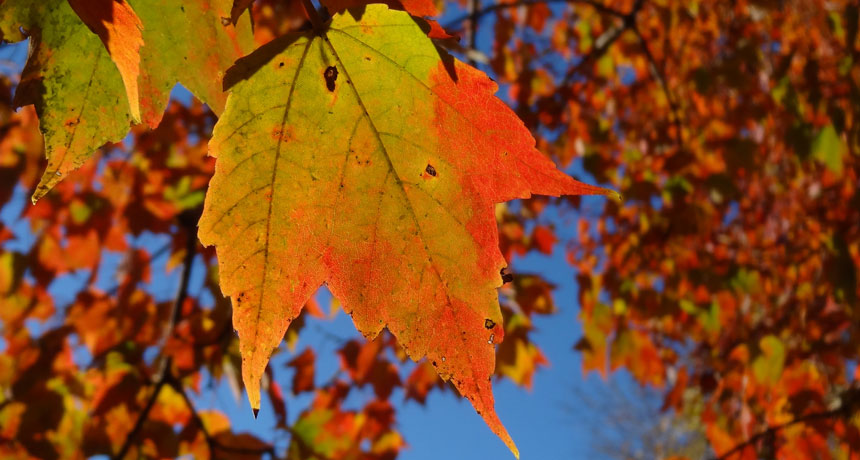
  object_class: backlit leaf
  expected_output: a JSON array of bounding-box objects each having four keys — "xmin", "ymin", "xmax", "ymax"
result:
[
  {"xmin": 67, "ymin": 0, "xmax": 144, "ymax": 122},
  {"xmin": 0, "ymin": 0, "xmax": 133, "ymax": 202},
  {"xmin": 198, "ymin": 5, "xmax": 616, "ymax": 456},
  {"xmin": 128, "ymin": 0, "xmax": 254, "ymax": 127}
]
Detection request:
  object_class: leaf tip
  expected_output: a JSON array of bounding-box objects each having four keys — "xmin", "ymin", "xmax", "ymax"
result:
[
  {"xmin": 32, "ymin": 170, "xmax": 60, "ymax": 203},
  {"xmin": 252, "ymin": 407, "xmax": 260, "ymax": 419},
  {"xmin": 501, "ymin": 430, "xmax": 519, "ymax": 459},
  {"xmin": 606, "ymin": 189, "xmax": 623, "ymax": 203}
]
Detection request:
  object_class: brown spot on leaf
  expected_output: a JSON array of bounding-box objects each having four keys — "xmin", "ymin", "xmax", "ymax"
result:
[
  {"xmin": 324, "ymin": 66, "xmax": 338, "ymax": 92},
  {"xmin": 220, "ymin": 16, "xmax": 230, "ymax": 26},
  {"xmin": 425, "ymin": 164, "xmax": 437, "ymax": 176},
  {"xmin": 484, "ymin": 319, "xmax": 495, "ymax": 329}
]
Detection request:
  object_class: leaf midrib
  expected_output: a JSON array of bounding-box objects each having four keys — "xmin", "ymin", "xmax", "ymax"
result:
[{"xmin": 252, "ymin": 37, "xmax": 314, "ymax": 349}]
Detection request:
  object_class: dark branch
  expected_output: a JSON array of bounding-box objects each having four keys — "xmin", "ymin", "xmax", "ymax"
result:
[
  {"xmin": 299, "ymin": 0, "xmax": 323, "ymax": 31},
  {"xmin": 156, "ymin": 213, "xmax": 199, "ymax": 365},
  {"xmin": 110, "ymin": 374, "xmax": 170, "ymax": 460},
  {"xmin": 712, "ymin": 406, "xmax": 853, "ymax": 460},
  {"xmin": 466, "ymin": 0, "xmax": 481, "ymax": 65},
  {"xmin": 170, "ymin": 377, "xmax": 278, "ymax": 458},
  {"xmin": 444, "ymin": 0, "xmax": 626, "ymax": 30},
  {"xmin": 111, "ymin": 214, "xmax": 199, "ymax": 460},
  {"xmin": 173, "ymin": 372, "xmax": 342, "ymax": 460},
  {"xmin": 560, "ymin": 0, "xmax": 643, "ymax": 86},
  {"xmin": 560, "ymin": 21, "xmax": 626, "ymax": 86}
]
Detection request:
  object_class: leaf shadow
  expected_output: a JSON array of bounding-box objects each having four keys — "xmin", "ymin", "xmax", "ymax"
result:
[
  {"xmin": 223, "ymin": 10, "xmax": 459, "ymax": 91},
  {"xmin": 223, "ymin": 32, "xmax": 307, "ymax": 91}
]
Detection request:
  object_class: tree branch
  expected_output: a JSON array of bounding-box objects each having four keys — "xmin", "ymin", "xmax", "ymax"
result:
[
  {"xmin": 110, "ymin": 374, "xmax": 170, "ymax": 460},
  {"xmin": 466, "ymin": 0, "xmax": 481, "ymax": 65},
  {"xmin": 444, "ymin": 0, "xmax": 626, "ymax": 30},
  {"xmin": 111, "ymin": 213, "xmax": 198, "ymax": 460},
  {"xmin": 560, "ymin": 0, "xmax": 642, "ymax": 86},
  {"xmin": 712, "ymin": 406, "xmax": 854, "ymax": 460},
  {"xmin": 299, "ymin": 0, "xmax": 324, "ymax": 31}
]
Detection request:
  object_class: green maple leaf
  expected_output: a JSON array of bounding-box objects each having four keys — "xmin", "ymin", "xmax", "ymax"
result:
[{"xmin": 1, "ymin": 0, "xmax": 253, "ymax": 201}]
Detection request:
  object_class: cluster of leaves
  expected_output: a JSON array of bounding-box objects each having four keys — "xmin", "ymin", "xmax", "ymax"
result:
[{"xmin": 540, "ymin": 0, "xmax": 859, "ymax": 458}]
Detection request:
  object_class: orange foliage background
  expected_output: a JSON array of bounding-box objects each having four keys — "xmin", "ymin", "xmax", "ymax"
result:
[{"xmin": 0, "ymin": 0, "xmax": 858, "ymax": 459}]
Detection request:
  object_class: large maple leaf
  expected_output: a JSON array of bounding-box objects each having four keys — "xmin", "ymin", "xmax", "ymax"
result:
[{"xmin": 199, "ymin": 5, "xmax": 616, "ymax": 456}]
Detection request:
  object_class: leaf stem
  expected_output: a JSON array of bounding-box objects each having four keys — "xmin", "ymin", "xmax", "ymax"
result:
[
  {"xmin": 631, "ymin": 25, "xmax": 684, "ymax": 151},
  {"xmin": 300, "ymin": 0, "xmax": 324, "ymax": 31}
]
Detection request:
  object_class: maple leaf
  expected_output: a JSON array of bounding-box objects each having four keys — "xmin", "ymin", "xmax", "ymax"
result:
[
  {"xmin": 198, "ymin": 5, "xmax": 617, "ymax": 456},
  {"xmin": 0, "ymin": 0, "xmax": 134, "ymax": 202},
  {"xmin": 127, "ymin": 0, "xmax": 254, "ymax": 127},
  {"xmin": 69, "ymin": 0, "xmax": 255, "ymax": 127},
  {"xmin": 67, "ymin": 0, "xmax": 144, "ymax": 122},
  {"xmin": 1, "ymin": 0, "xmax": 253, "ymax": 202}
]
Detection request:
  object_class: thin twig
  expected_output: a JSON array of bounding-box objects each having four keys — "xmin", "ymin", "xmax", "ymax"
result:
[
  {"xmin": 632, "ymin": 24, "xmax": 684, "ymax": 150},
  {"xmin": 466, "ymin": 0, "xmax": 481, "ymax": 65},
  {"xmin": 299, "ymin": 0, "xmax": 323, "ymax": 31},
  {"xmin": 110, "ymin": 375, "xmax": 170, "ymax": 460},
  {"xmin": 174, "ymin": 373, "xmax": 342, "ymax": 460},
  {"xmin": 560, "ymin": 0, "xmax": 642, "ymax": 86},
  {"xmin": 560, "ymin": 22, "xmax": 626, "ymax": 86}
]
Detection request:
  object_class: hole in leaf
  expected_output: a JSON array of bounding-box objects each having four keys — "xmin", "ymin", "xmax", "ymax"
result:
[
  {"xmin": 324, "ymin": 66, "xmax": 338, "ymax": 92},
  {"xmin": 500, "ymin": 268, "xmax": 513, "ymax": 284}
]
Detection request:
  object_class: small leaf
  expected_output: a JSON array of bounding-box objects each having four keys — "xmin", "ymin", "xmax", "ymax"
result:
[
  {"xmin": 812, "ymin": 124, "xmax": 846, "ymax": 175},
  {"xmin": 752, "ymin": 335, "xmax": 785, "ymax": 385}
]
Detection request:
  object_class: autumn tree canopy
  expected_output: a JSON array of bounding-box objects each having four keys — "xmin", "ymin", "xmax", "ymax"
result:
[{"xmin": 0, "ymin": 0, "xmax": 857, "ymax": 459}]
